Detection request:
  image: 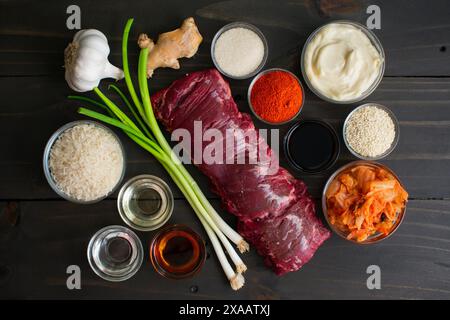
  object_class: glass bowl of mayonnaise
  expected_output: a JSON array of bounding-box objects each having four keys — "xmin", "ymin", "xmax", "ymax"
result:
[{"xmin": 301, "ymin": 20, "xmax": 385, "ymax": 104}]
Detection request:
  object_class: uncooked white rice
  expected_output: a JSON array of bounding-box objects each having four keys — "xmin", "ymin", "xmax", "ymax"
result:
[{"xmin": 49, "ymin": 123, "xmax": 124, "ymax": 201}]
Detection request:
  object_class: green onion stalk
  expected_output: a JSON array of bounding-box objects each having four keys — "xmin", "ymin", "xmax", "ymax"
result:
[{"xmin": 70, "ymin": 18, "xmax": 247, "ymax": 290}]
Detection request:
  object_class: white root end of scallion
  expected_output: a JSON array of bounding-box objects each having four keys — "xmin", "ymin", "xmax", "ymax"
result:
[
  {"xmin": 187, "ymin": 180, "xmax": 247, "ymax": 248},
  {"xmin": 230, "ymin": 273, "xmax": 245, "ymax": 291},
  {"xmin": 238, "ymin": 240, "xmax": 250, "ymax": 253},
  {"xmin": 236, "ymin": 263, "xmax": 247, "ymax": 274}
]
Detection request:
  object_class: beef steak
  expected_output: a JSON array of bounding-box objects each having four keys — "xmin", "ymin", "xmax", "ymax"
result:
[{"xmin": 151, "ymin": 69, "xmax": 330, "ymax": 275}]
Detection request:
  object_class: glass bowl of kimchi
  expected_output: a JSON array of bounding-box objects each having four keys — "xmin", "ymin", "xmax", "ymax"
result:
[{"xmin": 322, "ymin": 161, "xmax": 408, "ymax": 244}]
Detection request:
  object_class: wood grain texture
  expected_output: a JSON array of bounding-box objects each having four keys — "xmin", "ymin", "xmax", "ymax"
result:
[
  {"xmin": 1, "ymin": 76, "xmax": 449, "ymax": 200},
  {"xmin": 1, "ymin": 0, "xmax": 450, "ymax": 76},
  {"xmin": 1, "ymin": 0, "xmax": 450, "ymax": 300},
  {"xmin": 0, "ymin": 199, "xmax": 449, "ymax": 299}
]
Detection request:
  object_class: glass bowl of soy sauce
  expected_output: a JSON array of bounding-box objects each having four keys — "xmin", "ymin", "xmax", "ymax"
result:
[{"xmin": 284, "ymin": 119, "xmax": 340, "ymax": 174}]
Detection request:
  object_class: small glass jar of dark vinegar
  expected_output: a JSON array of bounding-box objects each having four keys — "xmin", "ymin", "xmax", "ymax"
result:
[
  {"xmin": 150, "ymin": 224, "xmax": 206, "ymax": 279},
  {"xmin": 87, "ymin": 225, "xmax": 144, "ymax": 282}
]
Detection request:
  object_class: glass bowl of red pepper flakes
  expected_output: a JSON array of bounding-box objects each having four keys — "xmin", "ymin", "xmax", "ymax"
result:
[{"xmin": 247, "ymin": 68, "xmax": 305, "ymax": 125}]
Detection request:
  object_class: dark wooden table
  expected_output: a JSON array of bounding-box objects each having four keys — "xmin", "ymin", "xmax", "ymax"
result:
[{"xmin": 1, "ymin": 0, "xmax": 450, "ymax": 300}]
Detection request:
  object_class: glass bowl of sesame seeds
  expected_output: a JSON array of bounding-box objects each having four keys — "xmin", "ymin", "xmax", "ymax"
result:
[{"xmin": 343, "ymin": 103, "xmax": 400, "ymax": 160}]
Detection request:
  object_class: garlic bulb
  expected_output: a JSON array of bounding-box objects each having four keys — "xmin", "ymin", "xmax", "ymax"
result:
[{"xmin": 64, "ymin": 29, "xmax": 124, "ymax": 92}]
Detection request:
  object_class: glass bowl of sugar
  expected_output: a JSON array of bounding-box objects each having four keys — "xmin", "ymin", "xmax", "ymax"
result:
[{"xmin": 211, "ymin": 22, "xmax": 268, "ymax": 80}]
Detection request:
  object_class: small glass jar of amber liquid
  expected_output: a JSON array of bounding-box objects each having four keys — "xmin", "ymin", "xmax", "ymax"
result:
[{"xmin": 150, "ymin": 224, "xmax": 206, "ymax": 279}]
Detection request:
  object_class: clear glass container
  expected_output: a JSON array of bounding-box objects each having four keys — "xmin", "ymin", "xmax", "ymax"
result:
[
  {"xmin": 150, "ymin": 224, "xmax": 206, "ymax": 279},
  {"xmin": 211, "ymin": 21, "xmax": 269, "ymax": 80},
  {"xmin": 43, "ymin": 120, "xmax": 126, "ymax": 204},
  {"xmin": 301, "ymin": 20, "xmax": 385, "ymax": 104},
  {"xmin": 117, "ymin": 175, "xmax": 174, "ymax": 231},
  {"xmin": 247, "ymin": 68, "xmax": 305, "ymax": 125},
  {"xmin": 322, "ymin": 161, "xmax": 407, "ymax": 244},
  {"xmin": 87, "ymin": 225, "xmax": 144, "ymax": 282},
  {"xmin": 343, "ymin": 103, "xmax": 400, "ymax": 160}
]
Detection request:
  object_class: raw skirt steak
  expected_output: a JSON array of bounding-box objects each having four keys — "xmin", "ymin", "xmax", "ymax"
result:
[{"xmin": 151, "ymin": 69, "xmax": 330, "ymax": 275}]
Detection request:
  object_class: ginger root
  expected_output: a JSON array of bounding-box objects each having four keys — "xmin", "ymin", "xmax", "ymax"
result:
[{"xmin": 138, "ymin": 17, "xmax": 203, "ymax": 77}]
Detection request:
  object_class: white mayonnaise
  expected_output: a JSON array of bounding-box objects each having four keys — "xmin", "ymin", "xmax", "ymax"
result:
[{"xmin": 303, "ymin": 23, "xmax": 383, "ymax": 101}]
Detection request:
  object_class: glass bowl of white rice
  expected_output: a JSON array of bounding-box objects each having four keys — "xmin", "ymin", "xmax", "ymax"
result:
[
  {"xmin": 43, "ymin": 120, "xmax": 126, "ymax": 204},
  {"xmin": 343, "ymin": 103, "xmax": 400, "ymax": 160}
]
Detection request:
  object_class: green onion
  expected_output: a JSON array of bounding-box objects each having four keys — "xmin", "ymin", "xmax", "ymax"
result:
[
  {"xmin": 108, "ymin": 84, "xmax": 154, "ymax": 140},
  {"xmin": 74, "ymin": 18, "xmax": 248, "ymax": 290}
]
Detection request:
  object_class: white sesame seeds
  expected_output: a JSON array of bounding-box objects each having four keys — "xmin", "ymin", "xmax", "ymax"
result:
[{"xmin": 345, "ymin": 105, "xmax": 396, "ymax": 158}]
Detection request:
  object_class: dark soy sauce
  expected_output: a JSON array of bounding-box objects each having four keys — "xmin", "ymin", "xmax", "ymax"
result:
[{"xmin": 285, "ymin": 120, "xmax": 339, "ymax": 173}]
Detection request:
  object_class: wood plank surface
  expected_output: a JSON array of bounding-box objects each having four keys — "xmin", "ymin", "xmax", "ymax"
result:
[
  {"xmin": 1, "ymin": 0, "xmax": 450, "ymax": 77},
  {"xmin": 1, "ymin": 76, "xmax": 449, "ymax": 200},
  {"xmin": 0, "ymin": 0, "xmax": 449, "ymax": 300},
  {"xmin": 1, "ymin": 199, "xmax": 449, "ymax": 299}
]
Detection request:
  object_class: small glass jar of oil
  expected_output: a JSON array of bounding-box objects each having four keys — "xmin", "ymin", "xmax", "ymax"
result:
[{"xmin": 117, "ymin": 175, "xmax": 174, "ymax": 231}]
